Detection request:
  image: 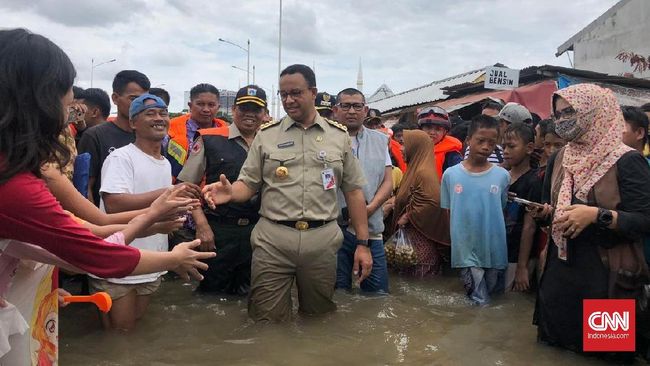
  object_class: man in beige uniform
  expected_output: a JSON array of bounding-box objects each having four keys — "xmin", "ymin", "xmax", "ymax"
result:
[{"xmin": 203, "ymin": 64, "xmax": 372, "ymax": 322}]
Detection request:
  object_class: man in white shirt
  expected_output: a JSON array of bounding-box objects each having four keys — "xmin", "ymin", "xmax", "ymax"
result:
[{"xmin": 92, "ymin": 94, "xmax": 172, "ymax": 331}]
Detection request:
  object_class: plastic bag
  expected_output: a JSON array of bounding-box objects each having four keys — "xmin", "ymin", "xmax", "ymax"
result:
[{"xmin": 385, "ymin": 228, "xmax": 417, "ymax": 268}]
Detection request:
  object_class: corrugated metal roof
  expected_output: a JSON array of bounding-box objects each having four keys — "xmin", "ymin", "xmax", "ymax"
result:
[
  {"xmin": 367, "ymin": 84, "xmax": 394, "ymax": 103},
  {"xmin": 367, "ymin": 67, "xmax": 485, "ymax": 113}
]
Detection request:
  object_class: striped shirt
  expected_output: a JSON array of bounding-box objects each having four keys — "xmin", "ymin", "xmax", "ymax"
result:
[{"xmin": 464, "ymin": 145, "xmax": 504, "ymax": 164}]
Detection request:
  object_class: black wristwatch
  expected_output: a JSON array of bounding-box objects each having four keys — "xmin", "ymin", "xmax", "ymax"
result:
[
  {"xmin": 355, "ymin": 239, "xmax": 370, "ymax": 247},
  {"xmin": 597, "ymin": 208, "xmax": 613, "ymax": 228}
]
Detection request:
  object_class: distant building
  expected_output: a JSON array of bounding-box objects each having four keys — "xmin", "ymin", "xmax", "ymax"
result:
[
  {"xmin": 357, "ymin": 59, "xmax": 363, "ymax": 94},
  {"xmin": 219, "ymin": 89, "xmax": 237, "ymax": 116},
  {"xmin": 367, "ymin": 84, "xmax": 394, "ymax": 103},
  {"xmin": 181, "ymin": 89, "xmax": 237, "ymax": 116},
  {"xmin": 556, "ymin": 0, "xmax": 650, "ymax": 78},
  {"xmin": 182, "ymin": 91, "xmax": 190, "ymax": 112}
]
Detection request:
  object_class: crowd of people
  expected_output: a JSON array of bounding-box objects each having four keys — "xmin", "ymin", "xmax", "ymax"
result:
[{"xmin": 2, "ymin": 28, "xmax": 650, "ymax": 363}]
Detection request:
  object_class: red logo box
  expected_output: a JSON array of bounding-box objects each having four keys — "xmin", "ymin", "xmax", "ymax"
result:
[{"xmin": 583, "ymin": 299, "xmax": 635, "ymax": 352}]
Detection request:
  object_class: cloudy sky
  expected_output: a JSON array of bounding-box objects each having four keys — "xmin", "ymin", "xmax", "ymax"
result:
[{"xmin": 2, "ymin": 0, "xmax": 619, "ymax": 115}]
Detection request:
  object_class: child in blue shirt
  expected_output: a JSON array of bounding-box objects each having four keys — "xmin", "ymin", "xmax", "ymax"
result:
[{"xmin": 441, "ymin": 115, "xmax": 510, "ymax": 305}]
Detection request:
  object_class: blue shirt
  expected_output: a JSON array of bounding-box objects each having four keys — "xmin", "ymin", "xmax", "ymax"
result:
[{"xmin": 441, "ymin": 163, "xmax": 510, "ymax": 270}]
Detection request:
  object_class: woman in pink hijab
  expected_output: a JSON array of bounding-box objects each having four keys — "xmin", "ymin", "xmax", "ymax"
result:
[{"xmin": 534, "ymin": 83, "xmax": 650, "ymax": 360}]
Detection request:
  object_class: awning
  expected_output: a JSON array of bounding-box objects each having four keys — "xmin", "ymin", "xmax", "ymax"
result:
[{"xmin": 436, "ymin": 80, "xmax": 558, "ymax": 119}]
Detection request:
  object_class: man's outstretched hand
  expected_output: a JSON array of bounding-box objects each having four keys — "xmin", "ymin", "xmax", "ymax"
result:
[{"xmin": 202, "ymin": 174, "xmax": 233, "ymax": 209}]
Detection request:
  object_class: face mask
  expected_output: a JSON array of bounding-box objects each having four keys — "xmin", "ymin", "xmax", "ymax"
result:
[{"xmin": 554, "ymin": 118, "xmax": 584, "ymax": 141}]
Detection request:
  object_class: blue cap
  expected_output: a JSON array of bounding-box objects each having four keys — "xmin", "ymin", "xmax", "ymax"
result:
[{"xmin": 129, "ymin": 93, "xmax": 167, "ymax": 120}]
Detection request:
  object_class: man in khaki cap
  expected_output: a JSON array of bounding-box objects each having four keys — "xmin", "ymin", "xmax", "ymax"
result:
[
  {"xmin": 203, "ymin": 64, "xmax": 372, "ymax": 322},
  {"xmin": 177, "ymin": 85, "xmax": 268, "ymax": 296}
]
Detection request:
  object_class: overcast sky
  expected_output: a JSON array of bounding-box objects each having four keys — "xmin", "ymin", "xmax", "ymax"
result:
[{"xmin": 2, "ymin": 0, "xmax": 620, "ymax": 114}]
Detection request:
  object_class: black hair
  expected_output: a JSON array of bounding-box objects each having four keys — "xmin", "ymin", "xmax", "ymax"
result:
[
  {"xmin": 450, "ymin": 121, "xmax": 470, "ymax": 142},
  {"xmin": 538, "ymin": 119, "xmax": 556, "ymax": 137},
  {"xmin": 640, "ymin": 103, "xmax": 650, "ymax": 113},
  {"xmin": 391, "ymin": 123, "xmax": 406, "ymax": 134},
  {"xmin": 468, "ymin": 114, "xmax": 499, "ymax": 137},
  {"xmin": 82, "ymin": 88, "xmax": 111, "ymax": 119},
  {"xmin": 189, "ymin": 83, "xmax": 219, "ymax": 100},
  {"xmin": 621, "ymin": 105, "xmax": 649, "ymax": 140},
  {"xmin": 149, "ymin": 87, "xmax": 170, "ymax": 105},
  {"xmin": 449, "ymin": 115, "xmax": 466, "ymax": 129},
  {"xmin": 504, "ymin": 122, "xmax": 535, "ymax": 144},
  {"xmin": 336, "ymin": 88, "xmax": 365, "ymax": 103},
  {"xmin": 530, "ymin": 112, "xmax": 541, "ymax": 128},
  {"xmin": 112, "ymin": 70, "xmax": 150, "ymax": 95},
  {"xmin": 482, "ymin": 100, "xmax": 503, "ymax": 112},
  {"xmin": 0, "ymin": 29, "xmax": 76, "ymax": 184},
  {"xmin": 280, "ymin": 64, "xmax": 316, "ymax": 88},
  {"xmin": 73, "ymin": 86, "xmax": 85, "ymax": 99}
]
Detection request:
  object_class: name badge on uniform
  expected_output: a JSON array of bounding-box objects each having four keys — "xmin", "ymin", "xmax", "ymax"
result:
[
  {"xmin": 277, "ymin": 141, "xmax": 294, "ymax": 149},
  {"xmin": 321, "ymin": 168, "xmax": 336, "ymax": 190}
]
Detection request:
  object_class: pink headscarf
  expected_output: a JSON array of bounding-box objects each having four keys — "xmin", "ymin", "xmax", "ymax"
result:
[{"xmin": 551, "ymin": 83, "xmax": 633, "ymax": 255}]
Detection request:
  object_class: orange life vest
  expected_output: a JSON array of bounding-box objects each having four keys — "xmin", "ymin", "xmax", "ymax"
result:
[
  {"xmin": 433, "ymin": 135, "xmax": 462, "ymax": 181},
  {"xmin": 167, "ymin": 114, "xmax": 226, "ymax": 166},
  {"xmin": 389, "ymin": 138, "xmax": 407, "ymax": 173}
]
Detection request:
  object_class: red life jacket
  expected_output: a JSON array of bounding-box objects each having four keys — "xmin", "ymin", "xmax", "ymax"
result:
[
  {"xmin": 433, "ymin": 135, "xmax": 462, "ymax": 181},
  {"xmin": 389, "ymin": 138, "xmax": 407, "ymax": 173}
]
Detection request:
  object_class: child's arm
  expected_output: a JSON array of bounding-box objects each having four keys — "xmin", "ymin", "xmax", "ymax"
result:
[
  {"xmin": 103, "ymin": 188, "xmax": 168, "ymax": 213},
  {"xmin": 42, "ymin": 163, "xmax": 148, "ymax": 225},
  {"xmin": 83, "ymin": 222, "xmax": 127, "ymax": 238},
  {"xmin": 513, "ymin": 212, "xmax": 536, "ymax": 291}
]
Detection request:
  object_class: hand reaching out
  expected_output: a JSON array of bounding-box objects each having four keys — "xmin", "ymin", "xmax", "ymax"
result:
[
  {"xmin": 202, "ymin": 174, "xmax": 233, "ymax": 209},
  {"xmin": 170, "ymin": 239, "xmax": 217, "ymax": 281},
  {"xmin": 150, "ymin": 185, "xmax": 200, "ymax": 221}
]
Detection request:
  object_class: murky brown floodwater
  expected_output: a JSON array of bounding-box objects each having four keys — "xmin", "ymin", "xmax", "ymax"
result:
[{"xmin": 60, "ymin": 273, "xmax": 611, "ymax": 366}]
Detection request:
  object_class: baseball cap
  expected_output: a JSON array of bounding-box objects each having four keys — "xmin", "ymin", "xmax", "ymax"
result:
[
  {"xmin": 315, "ymin": 92, "xmax": 336, "ymax": 111},
  {"xmin": 417, "ymin": 106, "xmax": 450, "ymax": 129},
  {"xmin": 498, "ymin": 102, "xmax": 532, "ymax": 124},
  {"xmin": 235, "ymin": 85, "xmax": 267, "ymax": 108},
  {"xmin": 129, "ymin": 93, "xmax": 167, "ymax": 119}
]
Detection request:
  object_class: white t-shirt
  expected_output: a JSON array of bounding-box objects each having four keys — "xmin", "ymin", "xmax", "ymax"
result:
[{"xmin": 98, "ymin": 143, "xmax": 172, "ymax": 284}]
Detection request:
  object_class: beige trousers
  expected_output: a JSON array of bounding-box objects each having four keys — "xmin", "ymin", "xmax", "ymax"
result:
[{"xmin": 248, "ymin": 217, "xmax": 344, "ymax": 322}]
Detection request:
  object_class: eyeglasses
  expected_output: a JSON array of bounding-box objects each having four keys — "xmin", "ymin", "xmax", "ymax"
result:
[
  {"xmin": 554, "ymin": 106, "xmax": 577, "ymax": 120},
  {"xmin": 278, "ymin": 88, "xmax": 308, "ymax": 101},
  {"xmin": 337, "ymin": 103, "xmax": 365, "ymax": 111}
]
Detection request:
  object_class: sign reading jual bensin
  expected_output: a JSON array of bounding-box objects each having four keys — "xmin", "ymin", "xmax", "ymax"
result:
[{"xmin": 583, "ymin": 299, "xmax": 636, "ymax": 352}]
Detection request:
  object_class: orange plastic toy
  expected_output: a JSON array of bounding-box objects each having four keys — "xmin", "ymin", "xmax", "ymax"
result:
[{"xmin": 64, "ymin": 292, "xmax": 112, "ymax": 313}]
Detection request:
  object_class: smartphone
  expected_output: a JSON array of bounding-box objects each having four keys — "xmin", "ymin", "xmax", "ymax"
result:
[{"xmin": 512, "ymin": 197, "xmax": 544, "ymax": 209}]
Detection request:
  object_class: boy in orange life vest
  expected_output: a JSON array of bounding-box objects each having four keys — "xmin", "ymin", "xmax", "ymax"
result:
[
  {"xmin": 163, "ymin": 83, "xmax": 227, "ymax": 180},
  {"xmin": 417, "ymin": 106, "xmax": 462, "ymax": 180}
]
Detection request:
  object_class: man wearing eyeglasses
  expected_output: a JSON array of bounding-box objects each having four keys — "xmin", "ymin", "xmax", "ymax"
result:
[
  {"xmin": 417, "ymin": 106, "xmax": 463, "ymax": 180},
  {"xmin": 202, "ymin": 64, "xmax": 371, "ymax": 322},
  {"xmin": 333, "ymin": 88, "xmax": 393, "ymax": 293},
  {"xmin": 177, "ymin": 85, "xmax": 267, "ymax": 296}
]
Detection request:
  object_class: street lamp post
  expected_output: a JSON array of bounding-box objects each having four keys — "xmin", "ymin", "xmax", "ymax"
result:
[
  {"xmin": 90, "ymin": 58, "xmax": 116, "ymax": 88},
  {"xmin": 219, "ymin": 38, "xmax": 250, "ymax": 85},
  {"xmin": 231, "ymin": 65, "xmax": 256, "ymax": 85}
]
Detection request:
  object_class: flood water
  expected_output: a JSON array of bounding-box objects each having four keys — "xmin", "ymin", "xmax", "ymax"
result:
[{"xmin": 59, "ymin": 273, "xmax": 611, "ymax": 366}]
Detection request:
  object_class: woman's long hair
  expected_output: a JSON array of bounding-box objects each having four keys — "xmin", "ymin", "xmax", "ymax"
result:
[{"xmin": 0, "ymin": 28, "xmax": 76, "ymax": 184}]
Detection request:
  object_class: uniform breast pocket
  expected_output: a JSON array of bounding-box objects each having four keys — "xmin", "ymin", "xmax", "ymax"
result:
[
  {"xmin": 323, "ymin": 150, "xmax": 344, "ymax": 179},
  {"xmin": 265, "ymin": 152, "xmax": 296, "ymax": 183}
]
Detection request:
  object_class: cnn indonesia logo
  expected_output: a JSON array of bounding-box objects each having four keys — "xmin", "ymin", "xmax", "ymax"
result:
[{"xmin": 583, "ymin": 299, "xmax": 635, "ymax": 352}]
